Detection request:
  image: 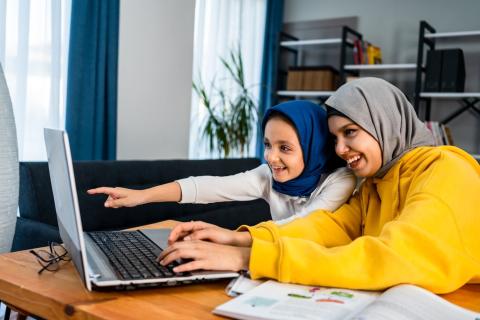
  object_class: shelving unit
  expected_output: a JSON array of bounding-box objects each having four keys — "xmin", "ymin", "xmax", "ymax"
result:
[
  {"xmin": 275, "ymin": 26, "xmax": 362, "ymax": 103},
  {"xmin": 275, "ymin": 26, "xmax": 418, "ymax": 103},
  {"xmin": 413, "ymin": 20, "xmax": 480, "ymax": 123},
  {"xmin": 344, "ymin": 63, "xmax": 416, "ymax": 70},
  {"xmin": 274, "ymin": 20, "xmax": 479, "ymax": 155},
  {"xmin": 424, "ymin": 30, "xmax": 480, "ymax": 39},
  {"xmin": 277, "ymin": 90, "xmax": 335, "ymax": 97},
  {"xmin": 276, "ymin": 21, "xmax": 480, "ymax": 127},
  {"xmin": 280, "ymin": 38, "xmax": 343, "ymax": 47}
]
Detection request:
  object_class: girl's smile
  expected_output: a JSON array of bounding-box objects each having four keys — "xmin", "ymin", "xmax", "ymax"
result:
[{"xmin": 264, "ymin": 117, "xmax": 304, "ymax": 183}]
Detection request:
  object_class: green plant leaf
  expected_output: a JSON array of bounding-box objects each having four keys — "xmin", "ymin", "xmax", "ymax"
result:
[{"xmin": 193, "ymin": 45, "xmax": 258, "ymax": 158}]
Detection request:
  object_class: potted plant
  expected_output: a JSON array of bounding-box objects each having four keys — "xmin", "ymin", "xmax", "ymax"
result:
[{"xmin": 193, "ymin": 47, "xmax": 259, "ymax": 158}]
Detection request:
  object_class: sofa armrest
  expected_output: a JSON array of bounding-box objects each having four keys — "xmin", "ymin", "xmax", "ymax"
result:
[{"xmin": 12, "ymin": 216, "xmax": 61, "ymax": 251}]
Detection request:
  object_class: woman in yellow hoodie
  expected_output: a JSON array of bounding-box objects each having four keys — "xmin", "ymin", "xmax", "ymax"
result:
[{"xmin": 159, "ymin": 77, "xmax": 480, "ymax": 294}]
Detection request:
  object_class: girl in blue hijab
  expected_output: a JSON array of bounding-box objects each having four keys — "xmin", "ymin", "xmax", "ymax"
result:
[{"xmin": 89, "ymin": 100, "xmax": 355, "ymax": 222}]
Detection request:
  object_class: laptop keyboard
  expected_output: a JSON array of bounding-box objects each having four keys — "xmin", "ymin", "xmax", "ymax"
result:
[{"xmin": 89, "ymin": 231, "xmax": 186, "ymax": 280}]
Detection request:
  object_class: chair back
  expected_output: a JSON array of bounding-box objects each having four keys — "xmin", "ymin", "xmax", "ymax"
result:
[{"xmin": 0, "ymin": 63, "xmax": 18, "ymax": 253}]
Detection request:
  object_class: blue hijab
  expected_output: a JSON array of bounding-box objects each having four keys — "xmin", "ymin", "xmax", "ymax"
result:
[{"xmin": 262, "ymin": 100, "xmax": 334, "ymax": 197}]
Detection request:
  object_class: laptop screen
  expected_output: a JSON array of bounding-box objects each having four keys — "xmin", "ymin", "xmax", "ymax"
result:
[{"xmin": 44, "ymin": 128, "xmax": 91, "ymax": 290}]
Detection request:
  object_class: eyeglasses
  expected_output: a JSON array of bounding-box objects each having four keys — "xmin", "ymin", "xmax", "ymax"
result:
[{"xmin": 29, "ymin": 242, "xmax": 71, "ymax": 274}]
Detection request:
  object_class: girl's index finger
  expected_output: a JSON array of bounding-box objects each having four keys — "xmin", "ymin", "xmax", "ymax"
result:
[{"xmin": 87, "ymin": 187, "xmax": 116, "ymax": 195}]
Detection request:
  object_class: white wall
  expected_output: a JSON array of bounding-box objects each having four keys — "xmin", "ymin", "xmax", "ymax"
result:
[
  {"xmin": 283, "ymin": 0, "xmax": 480, "ymax": 154},
  {"xmin": 117, "ymin": 0, "xmax": 195, "ymax": 160}
]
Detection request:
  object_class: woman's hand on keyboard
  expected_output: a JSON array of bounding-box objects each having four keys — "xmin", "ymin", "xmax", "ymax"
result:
[
  {"xmin": 168, "ymin": 221, "xmax": 252, "ymax": 247},
  {"xmin": 158, "ymin": 240, "xmax": 251, "ymax": 273}
]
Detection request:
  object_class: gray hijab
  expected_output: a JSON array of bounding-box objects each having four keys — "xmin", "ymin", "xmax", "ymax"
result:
[{"xmin": 325, "ymin": 77, "xmax": 434, "ymax": 178}]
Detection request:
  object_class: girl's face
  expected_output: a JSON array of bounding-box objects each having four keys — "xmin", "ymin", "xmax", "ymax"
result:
[
  {"xmin": 264, "ymin": 117, "xmax": 304, "ymax": 182},
  {"xmin": 328, "ymin": 115, "xmax": 382, "ymax": 178}
]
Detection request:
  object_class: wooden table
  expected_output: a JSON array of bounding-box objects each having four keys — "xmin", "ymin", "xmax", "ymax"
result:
[{"xmin": 0, "ymin": 220, "xmax": 479, "ymax": 319}]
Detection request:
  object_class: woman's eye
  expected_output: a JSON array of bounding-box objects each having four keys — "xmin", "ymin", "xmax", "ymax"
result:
[
  {"xmin": 264, "ymin": 142, "xmax": 271, "ymax": 148},
  {"xmin": 280, "ymin": 145, "xmax": 291, "ymax": 152},
  {"xmin": 345, "ymin": 129, "xmax": 356, "ymax": 136}
]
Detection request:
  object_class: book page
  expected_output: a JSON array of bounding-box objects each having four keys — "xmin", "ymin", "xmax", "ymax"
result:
[
  {"xmin": 214, "ymin": 280, "xmax": 379, "ymax": 320},
  {"xmin": 350, "ymin": 284, "xmax": 480, "ymax": 320},
  {"xmin": 226, "ymin": 274, "xmax": 264, "ymax": 297}
]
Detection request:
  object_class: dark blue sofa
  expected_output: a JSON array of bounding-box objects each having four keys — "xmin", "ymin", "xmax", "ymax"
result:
[{"xmin": 12, "ymin": 159, "xmax": 270, "ymax": 251}]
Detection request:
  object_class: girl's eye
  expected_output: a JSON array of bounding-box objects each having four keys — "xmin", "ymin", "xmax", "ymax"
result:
[
  {"xmin": 280, "ymin": 145, "xmax": 291, "ymax": 152},
  {"xmin": 264, "ymin": 141, "xmax": 271, "ymax": 148}
]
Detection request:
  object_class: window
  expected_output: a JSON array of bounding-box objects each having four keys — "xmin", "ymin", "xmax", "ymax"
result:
[
  {"xmin": 189, "ymin": 0, "xmax": 266, "ymax": 158},
  {"xmin": 0, "ymin": 0, "xmax": 71, "ymax": 160}
]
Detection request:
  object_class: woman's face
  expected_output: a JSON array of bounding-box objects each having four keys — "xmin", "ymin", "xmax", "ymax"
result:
[
  {"xmin": 264, "ymin": 117, "xmax": 304, "ymax": 182},
  {"xmin": 328, "ymin": 115, "xmax": 382, "ymax": 178}
]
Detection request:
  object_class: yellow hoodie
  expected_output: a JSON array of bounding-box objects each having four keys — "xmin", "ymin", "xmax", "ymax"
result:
[{"xmin": 243, "ymin": 146, "xmax": 480, "ymax": 293}]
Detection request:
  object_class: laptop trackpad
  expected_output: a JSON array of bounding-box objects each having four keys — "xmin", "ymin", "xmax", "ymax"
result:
[{"xmin": 140, "ymin": 228, "xmax": 171, "ymax": 250}]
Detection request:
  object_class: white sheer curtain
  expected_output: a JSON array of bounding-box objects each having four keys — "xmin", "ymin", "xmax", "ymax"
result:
[
  {"xmin": 189, "ymin": 0, "xmax": 267, "ymax": 159},
  {"xmin": 0, "ymin": 0, "xmax": 71, "ymax": 161}
]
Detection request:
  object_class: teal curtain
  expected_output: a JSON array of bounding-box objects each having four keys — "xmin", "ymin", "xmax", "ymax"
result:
[
  {"xmin": 66, "ymin": 0, "xmax": 119, "ymax": 160},
  {"xmin": 256, "ymin": 0, "xmax": 284, "ymax": 158}
]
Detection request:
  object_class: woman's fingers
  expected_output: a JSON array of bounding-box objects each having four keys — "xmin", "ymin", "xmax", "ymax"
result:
[
  {"xmin": 158, "ymin": 241, "xmax": 198, "ymax": 265},
  {"xmin": 168, "ymin": 221, "xmax": 241, "ymax": 246},
  {"xmin": 185, "ymin": 228, "xmax": 231, "ymax": 244},
  {"xmin": 158, "ymin": 240, "xmax": 250, "ymax": 272},
  {"xmin": 168, "ymin": 221, "xmax": 212, "ymax": 244},
  {"xmin": 172, "ymin": 260, "xmax": 205, "ymax": 273},
  {"xmin": 167, "ymin": 223, "xmax": 190, "ymax": 244},
  {"xmin": 183, "ymin": 229, "xmax": 213, "ymax": 241}
]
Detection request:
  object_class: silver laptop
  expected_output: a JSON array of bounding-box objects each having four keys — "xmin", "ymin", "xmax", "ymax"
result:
[{"xmin": 44, "ymin": 128, "xmax": 238, "ymax": 291}]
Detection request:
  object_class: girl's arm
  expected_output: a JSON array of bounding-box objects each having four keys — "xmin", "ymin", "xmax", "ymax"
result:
[
  {"xmin": 87, "ymin": 164, "xmax": 268, "ymax": 208},
  {"xmin": 87, "ymin": 182, "xmax": 181, "ymax": 208},
  {"xmin": 177, "ymin": 164, "xmax": 269, "ymax": 204}
]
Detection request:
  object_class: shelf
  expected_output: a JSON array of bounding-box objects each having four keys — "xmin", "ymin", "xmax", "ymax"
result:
[
  {"xmin": 280, "ymin": 38, "xmax": 342, "ymax": 48},
  {"xmin": 420, "ymin": 93, "xmax": 480, "ymax": 98},
  {"xmin": 277, "ymin": 90, "xmax": 334, "ymax": 97},
  {"xmin": 425, "ymin": 30, "xmax": 480, "ymax": 39},
  {"xmin": 344, "ymin": 64, "xmax": 417, "ymax": 70}
]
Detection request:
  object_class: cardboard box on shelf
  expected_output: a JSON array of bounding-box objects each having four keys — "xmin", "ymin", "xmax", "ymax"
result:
[
  {"xmin": 286, "ymin": 68, "xmax": 304, "ymax": 90},
  {"xmin": 286, "ymin": 66, "xmax": 339, "ymax": 91}
]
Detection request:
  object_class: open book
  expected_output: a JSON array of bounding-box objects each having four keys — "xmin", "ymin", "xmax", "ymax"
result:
[{"xmin": 214, "ymin": 280, "xmax": 480, "ymax": 320}]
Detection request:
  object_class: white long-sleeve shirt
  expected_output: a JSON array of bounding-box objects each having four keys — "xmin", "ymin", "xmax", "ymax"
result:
[{"xmin": 177, "ymin": 165, "xmax": 356, "ymax": 222}]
